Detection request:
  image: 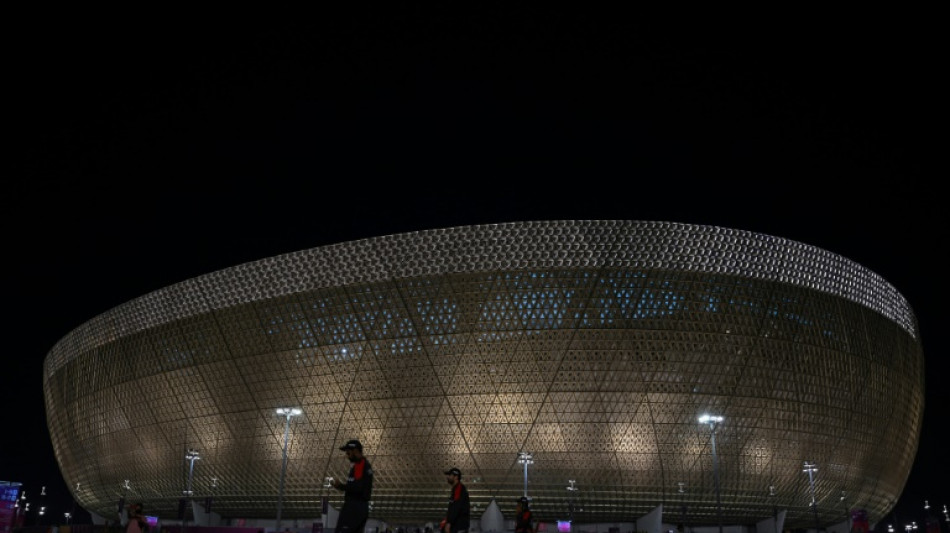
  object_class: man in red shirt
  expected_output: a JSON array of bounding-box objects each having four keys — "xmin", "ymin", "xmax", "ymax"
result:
[
  {"xmin": 515, "ymin": 497, "xmax": 533, "ymax": 533},
  {"xmin": 441, "ymin": 467, "xmax": 470, "ymax": 533},
  {"xmin": 332, "ymin": 439, "xmax": 374, "ymax": 533}
]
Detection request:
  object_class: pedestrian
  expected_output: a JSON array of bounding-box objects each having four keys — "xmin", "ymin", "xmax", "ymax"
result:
[
  {"xmin": 126, "ymin": 503, "xmax": 147, "ymax": 533},
  {"xmin": 514, "ymin": 497, "xmax": 533, "ymax": 533},
  {"xmin": 440, "ymin": 467, "xmax": 470, "ymax": 533},
  {"xmin": 331, "ymin": 439, "xmax": 374, "ymax": 533}
]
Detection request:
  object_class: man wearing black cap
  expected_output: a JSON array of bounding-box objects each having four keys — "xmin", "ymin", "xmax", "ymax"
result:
[
  {"xmin": 441, "ymin": 467, "xmax": 470, "ymax": 533},
  {"xmin": 514, "ymin": 497, "xmax": 534, "ymax": 533},
  {"xmin": 331, "ymin": 439, "xmax": 374, "ymax": 533}
]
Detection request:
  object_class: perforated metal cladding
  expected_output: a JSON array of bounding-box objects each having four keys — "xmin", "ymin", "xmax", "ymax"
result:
[{"xmin": 44, "ymin": 221, "xmax": 924, "ymax": 527}]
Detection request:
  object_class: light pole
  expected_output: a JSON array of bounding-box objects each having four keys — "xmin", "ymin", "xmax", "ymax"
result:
[
  {"xmin": 39, "ymin": 486, "xmax": 47, "ymax": 527},
  {"xmin": 17, "ymin": 492, "xmax": 26, "ymax": 528},
  {"xmin": 678, "ymin": 482, "xmax": 687, "ymax": 533},
  {"xmin": 185, "ymin": 449, "xmax": 201, "ymax": 496},
  {"xmin": 181, "ymin": 449, "xmax": 200, "ymax": 533},
  {"xmin": 769, "ymin": 485, "xmax": 778, "ymax": 533},
  {"xmin": 567, "ymin": 480, "xmax": 578, "ymax": 528},
  {"xmin": 275, "ymin": 407, "xmax": 302, "ymax": 532},
  {"xmin": 840, "ymin": 491, "xmax": 850, "ymax": 533},
  {"xmin": 517, "ymin": 451, "xmax": 534, "ymax": 499},
  {"xmin": 64, "ymin": 512, "xmax": 72, "ymax": 525},
  {"xmin": 122, "ymin": 479, "xmax": 131, "ymax": 520},
  {"xmin": 803, "ymin": 462, "xmax": 819, "ymax": 532},
  {"xmin": 699, "ymin": 414, "xmax": 724, "ymax": 533}
]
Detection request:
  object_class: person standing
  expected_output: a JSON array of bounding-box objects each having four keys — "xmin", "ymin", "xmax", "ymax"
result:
[
  {"xmin": 514, "ymin": 497, "xmax": 533, "ymax": 533},
  {"xmin": 441, "ymin": 467, "xmax": 470, "ymax": 533},
  {"xmin": 331, "ymin": 439, "xmax": 374, "ymax": 533},
  {"xmin": 126, "ymin": 503, "xmax": 147, "ymax": 533}
]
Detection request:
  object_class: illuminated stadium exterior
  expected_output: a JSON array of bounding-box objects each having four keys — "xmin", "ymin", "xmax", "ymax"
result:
[{"xmin": 43, "ymin": 220, "xmax": 924, "ymax": 529}]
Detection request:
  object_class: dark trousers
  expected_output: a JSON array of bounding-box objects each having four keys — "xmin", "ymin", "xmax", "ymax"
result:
[
  {"xmin": 337, "ymin": 508, "xmax": 368, "ymax": 533},
  {"xmin": 337, "ymin": 519, "xmax": 368, "ymax": 533}
]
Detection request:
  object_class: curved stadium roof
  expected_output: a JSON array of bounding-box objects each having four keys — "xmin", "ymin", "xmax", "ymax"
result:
[{"xmin": 44, "ymin": 220, "xmax": 924, "ymax": 527}]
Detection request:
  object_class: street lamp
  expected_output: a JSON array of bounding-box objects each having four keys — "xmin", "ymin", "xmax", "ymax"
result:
[
  {"xmin": 769, "ymin": 485, "xmax": 778, "ymax": 533},
  {"xmin": 39, "ymin": 486, "xmax": 47, "ymax": 527},
  {"xmin": 185, "ymin": 449, "xmax": 201, "ymax": 496},
  {"xmin": 178, "ymin": 449, "xmax": 200, "ymax": 533},
  {"xmin": 16, "ymin": 492, "xmax": 25, "ymax": 528},
  {"xmin": 567, "ymin": 480, "xmax": 578, "ymax": 527},
  {"xmin": 803, "ymin": 462, "xmax": 819, "ymax": 531},
  {"xmin": 275, "ymin": 407, "xmax": 302, "ymax": 532},
  {"xmin": 678, "ymin": 482, "xmax": 687, "ymax": 533},
  {"xmin": 64, "ymin": 512, "xmax": 72, "ymax": 525},
  {"xmin": 517, "ymin": 451, "xmax": 534, "ymax": 498},
  {"xmin": 699, "ymin": 414, "xmax": 724, "ymax": 533},
  {"xmin": 840, "ymin": 491, "xmax": 850, "ymax": 533}
]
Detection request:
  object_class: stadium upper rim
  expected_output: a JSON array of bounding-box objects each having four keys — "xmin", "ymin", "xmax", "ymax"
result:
[{"xmin": 45, "ymin": 220, "xmax": 917, "ymax": 375}]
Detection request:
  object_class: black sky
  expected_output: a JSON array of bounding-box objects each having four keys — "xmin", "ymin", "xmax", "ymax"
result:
[{"xmin": 4, "ymin": 14, "xmax": 946, "ymax": 528}]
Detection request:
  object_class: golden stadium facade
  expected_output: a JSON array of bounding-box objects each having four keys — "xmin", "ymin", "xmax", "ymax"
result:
[{"xmin": 43, "ymin": 220, "xmax": 924, "ymax": 528}]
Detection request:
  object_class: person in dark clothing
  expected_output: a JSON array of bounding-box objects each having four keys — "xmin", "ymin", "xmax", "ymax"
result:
[
  {"xmin": 441, "ymin": 467, "xmax": 470, "ymax": 533},
  {"xmin": 332, "ymin": 439, "xmax": 374, "ymax": 533},
  {"xmin": 126, "ymin": 502, "xmax": 147, "ymax": 533},
  {"xmin": 514, "ymin": 497, "xmax": 533, "ymax": 533}
]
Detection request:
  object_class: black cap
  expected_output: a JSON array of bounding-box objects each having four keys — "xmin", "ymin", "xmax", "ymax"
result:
[
  {"xmin": 518, "ymin": 496, "xmax": 530, "ymax": 506},
  {"xmin": 339, "ymin": 439, "xmax": 363, "ymax": 451},
  {"xmin": 444, "ymin": 467, "xmax": 462, "ymax": 477}
]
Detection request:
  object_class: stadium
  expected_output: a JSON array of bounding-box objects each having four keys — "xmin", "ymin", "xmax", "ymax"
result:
[{"xmin": 43, "ymin": 220, "xmax": 924, "ymax": 530}]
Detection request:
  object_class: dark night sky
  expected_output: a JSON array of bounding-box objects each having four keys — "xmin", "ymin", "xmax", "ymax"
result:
[{"xmin": 4, "ymin": 13, "xmax": 946, "ymax": 528}]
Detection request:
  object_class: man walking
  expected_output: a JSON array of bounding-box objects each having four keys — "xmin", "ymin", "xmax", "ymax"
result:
[
  {"xmin": 332, "ymin": 439, "xmax": 374, "ymax": 533},
  {"xmin": 441, "ymin": 467, "xmax": 470, "ymax": 533},
  {"xmin": 514, "ymin": 497, "xmax": 533, "ymax": 533}
]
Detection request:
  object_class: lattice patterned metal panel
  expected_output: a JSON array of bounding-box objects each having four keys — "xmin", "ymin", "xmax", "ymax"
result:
[{"xmin": 43, "ymin": 221, "xmax": 924, "ymax": 528}]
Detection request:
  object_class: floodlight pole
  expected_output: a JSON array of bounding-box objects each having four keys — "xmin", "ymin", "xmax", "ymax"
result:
[
  {"xmin": 567, "ymin": 480, "xmax": 578, "ymax": 528},
  {"xmin": 769, "ymin": 485, "xmax": 778, "ymax": 533},
  {"xmin": 276, "ymin": 408, "xmax": 302, "ymax": 532},
  {"xmin": 678, "ymin": 482, "xmax": 687, "ymax": 533},
  {"xmin": 185, "ymin": 449, "xmax": 201, "ymax": 497},
  {"xmin": 699, "ymin": 415, "xmax": 724, "ymax": 533},
  {"xmin": 518, "ymin": 452, "xmax": 534, "ymax": 498},
  {"xmin": 841, "ymin": 492, "xmax": 850, "ymax": 533},
  {"xmin": 39, "ymin": 486, "xmax": 47, "ymax": 527},
  {"xmin": 17, "ymin": 492, "xmax": 26, "ymax": 528},
  {"xmin": 183, "ymin": 449, "xmax": 200, "ymax": 533},
  {"xmin": 804, "ymin": 462, "xmax": 819, "ymax": 532}
]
